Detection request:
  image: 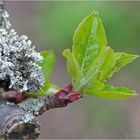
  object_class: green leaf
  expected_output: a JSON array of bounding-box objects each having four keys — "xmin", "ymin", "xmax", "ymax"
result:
[
  {"xmin": 31, "ymin": 50, "xmax": 55, "ymax": 97},
  {"xmin": 97, "ymin": 52, "xmax": 138, "ymax": 82},
  {"xmin": 106, "ymin": 53, "xmax": 138, "ymax": 80},
  {"xmin": 72, "ymin": 11, "xmax": 107, "ymax": 70},
  {"xmin": 97, "ymin": 48, "xmax": 114, "ymax": 82},
  {"xmin": 83, "ymin": 85, "xmax": 136, "ymax": 99},
  {"xmin": 30, "ymin": 81, "xmax": 51, "ymax": 97},
  {"xmin": 63, "ymin": 49, "xmax": 80, "ymax": 88},
  {"xmin": 71, "ymin": 11, "xmax": 108, "ymax": 90},
  {"xmin": 79, "ymin": 46, "xmax": 111, "ymax": 89},
  {"xmin": 63, "ymin": 11, "xmax": 138, "ymax": 100},
  {"xmin": 38, "ymin": 50, "xmax": 55, "ymax": 80}
]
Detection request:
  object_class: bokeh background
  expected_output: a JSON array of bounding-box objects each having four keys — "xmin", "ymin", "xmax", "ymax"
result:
[{"xmin": 6, "ymin": 1, "xmax": 140, "ymax": 139}]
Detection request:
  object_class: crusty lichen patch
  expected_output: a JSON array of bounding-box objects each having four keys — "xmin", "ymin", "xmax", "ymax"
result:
[{"xmin": 0, "ymin": 10, "xmax": 45, "ymax": 93}]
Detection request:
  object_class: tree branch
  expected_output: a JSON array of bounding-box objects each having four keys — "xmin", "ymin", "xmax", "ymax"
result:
[
  {"xmin": 19, "ymin": 84, "xmax": 82, "ymax": 116},
  {"xmin": 0, "ymin": 84, "xmax": 82, "ymax": 139},
  {"xmin": 0, "ymin": 99, "xmax": 40, "ymax": 139}
]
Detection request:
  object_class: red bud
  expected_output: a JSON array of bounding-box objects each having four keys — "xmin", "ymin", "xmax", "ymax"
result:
[
  {"xmin": 68, "ymin": 93, "xmax": 83, "ymax": 102},
  {"xmin": 55, "ymin": 91, "xmax": 65, "ymax": 98},
  {"xmin": 15, "ymin": 92, "xmax": 27, "ymax": 102},
  {"xmin": 61, "ymin": 84, "xmax": 73, "ymax": 93}
]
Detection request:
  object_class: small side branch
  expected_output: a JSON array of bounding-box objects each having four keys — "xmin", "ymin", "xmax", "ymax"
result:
[
  {"xmin": 0, "ymin": 84, "xmax": 82, "ymax": 139},
  {"xmin": 19, "ymin": 85, "xmax": 82, "ymax": 116}
]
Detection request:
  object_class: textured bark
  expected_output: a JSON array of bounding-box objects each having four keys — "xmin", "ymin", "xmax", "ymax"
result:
[
  {"xmin": 0, "ymin": 87, "xmax": 82, "ymax": 139},
  {"xmin": 0, "ymin": 99, "xmax": 40, "ymax": 140}
]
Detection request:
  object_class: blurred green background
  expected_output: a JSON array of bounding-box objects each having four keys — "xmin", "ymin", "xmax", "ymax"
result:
[{"xmin": 7, "ymin": 1, "xmax": 140, "ymax": 139}]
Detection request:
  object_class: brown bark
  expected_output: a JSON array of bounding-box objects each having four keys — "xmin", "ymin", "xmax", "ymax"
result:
[
  {"xmin": 0, "ymin": 99, "xmax": 40, "ymax": 139},
  {"xmin": 0, "ymin": 89, "xmax": 82, "ymax": 139}
]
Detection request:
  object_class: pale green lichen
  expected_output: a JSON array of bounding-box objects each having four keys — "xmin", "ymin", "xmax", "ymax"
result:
[{"xmin": 0, "ymin": 10, "xmax": 45, "ymax": 93}]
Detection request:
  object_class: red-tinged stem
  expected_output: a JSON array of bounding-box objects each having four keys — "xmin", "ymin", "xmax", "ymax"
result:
[
  {"xmin": 0, "ymin": 84, "xmax": 83, "ymax": 139},
  {"xmin": 4, "ymin": 84, "xmax": 73, "ymax": 103},
  {"xmin": 19, "ymin": 84, "xmax": 83, "ymax": 116}
]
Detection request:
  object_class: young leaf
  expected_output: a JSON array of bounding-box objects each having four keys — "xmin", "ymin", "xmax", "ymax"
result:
[
  {"xmin": 31, "ymin": 50, "xmax": 55, "ymax": 96},
  {"xmin": 79, "ymin": 46, "xmax": 111, "ymax": 89},
  {"xmin": 105, "ymin": 53, "xmax": 138, "ymax": 80},
  {"xmin": 63, "ymin": 11, "xmax": 138, "ymax": 99},
  {"xmin": 38, "ymin": 50, "xmax": 55, "ymax": 80},
  {"xmin": 31, "ymin": 81, "xmax": 51, "ymax": 97},
  {"xmin": 72, "ymin": 11, "xmax": 108, "ymax": 90},
  {"xmin": 83, "ymin": 85, "xmax": 136, "ymax": 100},
  {"xmin": 63, "ymin": 49, "xmax": 80, "ymax": 88},
  {"xmin": 72, "ymin": 11, "xmax": 107, "ymax": 68}
]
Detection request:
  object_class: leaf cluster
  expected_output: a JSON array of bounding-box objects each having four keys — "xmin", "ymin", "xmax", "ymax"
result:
[
  {"xmin": 63, "ymin": 11, "xmax": 138, "ymax": 99},
  {"xmin": 35, "ymin": 11, "xmax": 138, "ymax": 100}
]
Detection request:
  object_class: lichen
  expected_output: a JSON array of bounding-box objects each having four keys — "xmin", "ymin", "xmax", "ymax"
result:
[
  {"xmin": 0, "ymin": 10, "xmax": 45, "ymax": 93},
  {"xmin": 19, "ymin": 98, "xmax": 45, "ymax": 116}
]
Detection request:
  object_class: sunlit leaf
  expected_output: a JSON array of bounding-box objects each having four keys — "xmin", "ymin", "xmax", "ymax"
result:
[
  {"xmin": 79, "ymin": 46, "xmax": 111, "ymax": 89},
  {"xmin": 106, "ymin": 53, "xmax": 138, "ymax": 80},
  {"xmin": 63, "ymin": 11, "xmax": 138, "ymax": 99},
  {"xmin": 38, "ymin": 50, "xmax": 55, "ymax": 80},
  {"xmin": 63, "ymin": 49, "xmax": 80, "ymax": 88},
  {"xmin": 83, "ymin": 85, "xmax": 136, "ymax": 99},
  {"xmin": 73, "ymin": 11, "xmax": 107, "ymax": 78},
  {"xmin": 31, "ymin": 50, "xmax": 55, "ymax": 96}
]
